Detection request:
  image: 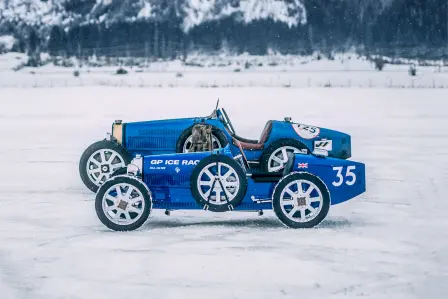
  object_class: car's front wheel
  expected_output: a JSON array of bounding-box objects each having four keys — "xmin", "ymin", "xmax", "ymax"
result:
[
  {"xmin": 79, "ymin": 140, "xmax": 132, "ymax": 192},
  {"xmin": 95, "ymin": 175, "xmax": 152, "ymax": 231}
]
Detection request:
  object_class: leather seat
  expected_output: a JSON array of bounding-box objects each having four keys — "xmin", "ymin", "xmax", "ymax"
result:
[{"xmin": 232, "ymin": 121, "xmax": 273, "ymax": 150}]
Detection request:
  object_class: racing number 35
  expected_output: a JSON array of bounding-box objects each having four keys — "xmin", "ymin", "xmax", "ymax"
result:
[{"xmin": 332, "ymin": 166, "xmax": 356, "ymax": 187}]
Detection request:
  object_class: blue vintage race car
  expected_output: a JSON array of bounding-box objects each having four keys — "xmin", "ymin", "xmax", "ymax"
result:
[
  {"xmin": 80, "ymin": 101, "xmax": 352, "ymax": 192},
  {"xmin": 95, "ymin": 138, "xmax": 366, "ymax": 231}
]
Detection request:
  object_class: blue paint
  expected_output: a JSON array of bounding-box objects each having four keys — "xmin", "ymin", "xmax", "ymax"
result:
[
  {"xmin": 115, "ymin": 107, "xmax": 351, "ymax": 161},
  {"xmin": 136, "ymin": 145, "xmax": 366, "ymax": 211}
]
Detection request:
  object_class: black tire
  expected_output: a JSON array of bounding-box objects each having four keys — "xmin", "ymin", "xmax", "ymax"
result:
[
  {"xmin": 190, "ymin": 155, "xmax": 247, "ymax": 212},
  {"xmin": 176, "ymin": 125, "xmax": 228, "ymax": 153},
  {"xmin": 79, "ymin": 139, "xmax": 132, "ymax": 193},
  {"xmin": 261, "ymin": 138, "xmax": 309, "ymax": 172},
  {"xmin": 272, "ymin": 172, "xmax": 330, "ymax": 229},
  {"xmin": 110, "ymin": 167, "xmax": 127, "ymax": 178},
  {"xmin": 95, "ymin": 175, "xmax": 152, "ymax": 231}
]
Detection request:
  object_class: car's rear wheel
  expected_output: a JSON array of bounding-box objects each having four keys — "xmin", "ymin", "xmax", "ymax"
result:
[
  {"xmin": 272, "ymin": 172, "xmax": 330, "ymax": 228},
  {"xmin": 261, "ymin": 139, "xmax": 309, "ymax": 172},
  {"xmin": 190, "ymin": 155, "xmax": 247, "ymax": 212},
  {"xmin": 95, "ymin": 175, "xmax": 152, "ymax": 231},
  {"xmin": 79, "ymin": 140, "xmax": 132, "ymax": 192},
  {"xmin": 176, "ymin": 126, "xmax": 227, "ymax": 153}
]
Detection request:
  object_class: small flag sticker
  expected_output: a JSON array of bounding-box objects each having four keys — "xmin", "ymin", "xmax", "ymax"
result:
[{"xmin": 297, "ymin": 163, "xmax": 308, "ymax": 169}]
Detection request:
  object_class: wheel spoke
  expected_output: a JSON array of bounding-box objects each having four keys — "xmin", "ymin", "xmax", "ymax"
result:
[
  {"xmin": 88, "ymin": 169, "xmax": 101, "ymax": 175},
  {"xmin": 309, "ymin": 196, "xmax": 321, "ymax": 203},
  {"xmin": 284, "ymin": 188, "xmax": 296, "ymax": 199},
  {"xmin": 129, "ymin": 195, "xmax": 142, "ymax": 204},
  {"xmin": 99, "ymin": 151, "xmax": 106, "ymax": 163},
  {"xmin": 105, "ymin": 204, "xmax": 116, "ymax": 212},
  {"xmin": 270, "ymin": 165, "xmax": 283, "ymax": 172},
  {"xmin": 114, "ymin": 210, "xmax": 122, "ymax": 219},
  {"xmin": 200, "ymin": 180, "xmax": 212, "ymax": 186},
  {"xmin": 115, "ymin": 186, "xmax": 123, "ymax": 198},
  {"xmin": 123, "ymin": 211, "xmax": 131, "ymax": 220},
  {"xmin": 288, "ymin": 207, "xmax": 299, "ymax": 217},
  {"xmin": 224, "ymin": 181, "xmax": 238, "ymax": 187},
  {"xmin": 105, "ymin": 195, "xmax": 117, "ymax": 202},
  {"xmin": 90, "ymin": 159, "xmax": 101, "ymax": 167},
  {"xmin": 203, "ymin": 169, "xmax": 215, "ymax": 180},
  {"xmin": 221, "ymin": 169, "xmax": 232, "ymax": 181},
  {"xmin": 304, "ymin": 185, "xmax": 315, "ymax": 197},
  {"xmin": 203, "ymin": 188, "xmax": 212, "ymax": 199},
  {"xmin": 281, "ymin": 148, "xmax": 288, "ymax": 161},
  {"xmin": 281, "ymin": 197, "xmax": 294, "ymax": 206},
  {"xmin": 108, "ymin": 152, "xmax": 117, "ymax": 164},
  {"xmin": 300, "ymin": 209, "xmax": 307, "ymax": 220},
  {"xmin": 272, "ymin": 156, "xmax": 283, "ymax": 165},
  {"xmin": 123, "ymin": 186, "xmax": 133, "ymax": 200},
  {"xmin": 296, "ymin": 182, "xmax": 303, "ymax": 195},
  {"xmin": 215, "ymin": 189, "xmax": 222, "ymax": 202},
  {"xmin": 127, "ymin": 206, "xmax": 141, "ymax": 214},
  {"xmin": 93, "ymin": 174, "xmax": 104, "ymax": 184},
  {"xmin": 307, "ymin": 205, "xmax": 316, "ymax": 214}
]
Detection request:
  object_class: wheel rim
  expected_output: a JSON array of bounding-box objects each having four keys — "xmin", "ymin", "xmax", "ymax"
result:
[
  {"xmin": 183, "ymin": 135, "xmax": 222, "ymax": 153},
  {"xmin": 86, "ymin": 149, "xmax": 126, "ymax": 186},
  {"xmin": 279, "ymin": 179, "xmax": 323, "ymax": 223},
  {"xmin": 197, "ymin": 162, "xmax": 240, "ymax": 205},
  {"xmin": 268, "ymin": 146, "xmax": 302, "ymax": 172},
  {"xmin": 102, "ymin": 183, "xmax": 146, "ymax": 225}
]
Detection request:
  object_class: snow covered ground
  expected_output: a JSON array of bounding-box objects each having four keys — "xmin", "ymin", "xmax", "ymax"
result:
[
  {"xmin": 0, "ymin": 87, "xmax": 447, "ymax": 298},
  {"xmin": 1, "ymin": 52, "xmax": 447, "ymax": 88}
]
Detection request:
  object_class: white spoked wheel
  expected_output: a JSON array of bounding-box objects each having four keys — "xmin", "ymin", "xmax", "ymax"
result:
[
  {"xmin": 272, "ymin": 173, "xmax": 330, "ymax": 228},
  {"xmin": 101, "ymin": 183, "xmax": 146, "ymax": 226},
  {"xmin": 197, "ymin": 162, "xmax": 240, "ymax": 205},
  {"xmin": 280, "ymin": 180, "xmax": 323, "ymax": 223},
  {"xmin": 86, "ymin": 149, "xmax": 126, "ymax": 187},
  {"xmin": 268, "ymin": 146, "xmax": 302, "ymax": 172},
  {"xmin": 183, "ymin": 135, "xmax": 222, "ymax": 153}
]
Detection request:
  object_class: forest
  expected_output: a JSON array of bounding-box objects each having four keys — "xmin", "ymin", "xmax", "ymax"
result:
[{"xmin": 1, "ymin": 0, "xmax": 447, "ymax": 60}]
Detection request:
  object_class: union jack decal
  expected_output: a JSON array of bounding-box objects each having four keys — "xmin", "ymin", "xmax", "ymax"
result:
[{"xmin": 297, "ymin": 163, "xmax": 308, "ymax": 169}]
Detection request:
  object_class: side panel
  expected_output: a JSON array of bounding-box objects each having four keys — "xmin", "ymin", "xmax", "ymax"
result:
[
  {"xmin": 124, "ymin": 118, "xmax": 196, "ymax": 154},
  {"xmin": 292, "ymin": 155, "xmax": 366, "ymax": 205}
]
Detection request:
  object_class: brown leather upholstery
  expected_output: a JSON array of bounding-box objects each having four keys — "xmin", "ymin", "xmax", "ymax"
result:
[
  {"xmin": 237, "ymin": 140, "xmax": 264, "ymax": 150},
  {"xmin": 258, "ymin": 121, "xmax": 273, "ymax": 144},
  {"xmin": 232, "ymin": 121, "xmax": 273, "ymax": 151}
]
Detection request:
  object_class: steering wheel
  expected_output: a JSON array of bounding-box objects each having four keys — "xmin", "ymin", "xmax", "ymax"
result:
[{"xmin": 221, "ymin": 108, "xmax": 236, "ymax": 135}]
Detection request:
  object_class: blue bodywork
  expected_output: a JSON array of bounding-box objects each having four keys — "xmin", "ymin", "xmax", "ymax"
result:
[
  {"xmin": 138, "ymin": 145, "xmax": 365, "ymax": 211},
  {"xmin": 113, "ymin": 108, "xmax": 352, "ymax": 162}
]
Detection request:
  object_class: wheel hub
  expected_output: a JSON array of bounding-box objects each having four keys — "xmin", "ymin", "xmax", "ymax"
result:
[
  {"xmin": 101, "ymin": 164, "xmax": 110, "ymax": 173},
  {"xmin": 297, "ymin": 197, "xmax": 307, "ymax": 206},
  {"xmin": 117, "ymin": 200, "xmax": 129, "ymax": 210}
]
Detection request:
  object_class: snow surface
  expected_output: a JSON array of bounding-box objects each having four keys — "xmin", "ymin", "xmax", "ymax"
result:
[
  {"xmin": 0, "ymin": 87, "xmax": 447, "ymax": 298},
  {"xmin": 0, "ymin": 52, "xmax": 447, "ymax": 88}
]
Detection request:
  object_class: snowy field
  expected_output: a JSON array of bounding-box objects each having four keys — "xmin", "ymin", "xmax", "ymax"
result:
[
  {"xmin": 1, "ymin": 87, "xmax": 448, "ymax": 298},
  {"xmin": 1, "ymin": 52, "xmax": 448, "ymax": 88}
]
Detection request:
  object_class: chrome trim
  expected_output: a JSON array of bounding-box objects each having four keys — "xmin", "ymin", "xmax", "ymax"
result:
[{"xmin": 127, "ymin": 155, "xmax": 143, "ymax": 176}]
